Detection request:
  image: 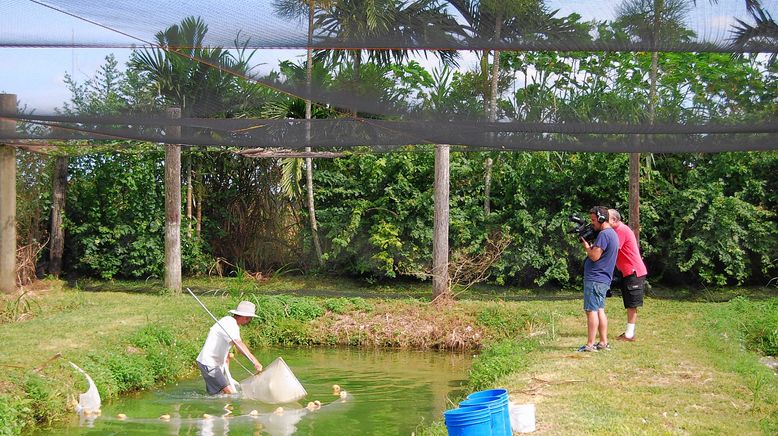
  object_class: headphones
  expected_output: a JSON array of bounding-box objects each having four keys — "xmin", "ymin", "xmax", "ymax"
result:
[{"xmin": 595, "ymin": 207, "xmax": 607, "ymax": 223}]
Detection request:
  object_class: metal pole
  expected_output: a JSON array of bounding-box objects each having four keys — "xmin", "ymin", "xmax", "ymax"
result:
[{"xmin": 186, "ymin": 288, "xmax": 253, "ymax": 377}]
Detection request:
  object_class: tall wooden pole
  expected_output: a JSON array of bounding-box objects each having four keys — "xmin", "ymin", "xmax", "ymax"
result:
[
  {"xmin": 306, "ymin": 0, "xmax": 323, "ymax": 266},
  {"xmin": 432, "ymin": 144, "xmax": 450, "ymax": 300},
  {"xmin": 0, "ymin": 94, "xmax": 17, "ymax": 293},
  {"xmin": 186, "ymin": 157, "xmax": 193, "ymax": 238},
  {"xmin": 49, "ymin": 155, "xmax": 68, "ymax": 276},
  {"xmin": 164, "ymin": 108, "xmax": 182, "ymax": 293}
]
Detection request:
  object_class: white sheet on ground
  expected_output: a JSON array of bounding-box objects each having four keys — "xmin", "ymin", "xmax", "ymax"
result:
[{"xmin": 240, "ymin": 357, "xmax": 307, "ymax": 404}]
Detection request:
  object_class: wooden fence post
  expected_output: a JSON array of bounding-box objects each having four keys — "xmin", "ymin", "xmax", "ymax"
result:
[
  {"xmin": 0, "ymin": 94, "xmax": 17, "ymax": 293},
  {"xmin": 164, "ymin": 108, "xmax": 182, "ymax": 293},
  {"xmin": 432, "ymin": 144, "xmax": 450, "ymax": 300}
]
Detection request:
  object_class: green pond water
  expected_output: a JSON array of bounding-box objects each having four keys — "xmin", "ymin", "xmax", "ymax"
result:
[{"xmin": 53, "ymin": 347, "xmax": 471, "ymax": 435}]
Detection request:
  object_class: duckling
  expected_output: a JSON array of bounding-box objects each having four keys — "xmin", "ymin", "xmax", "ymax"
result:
[
  {"xmin": 313, "ymin": 400, "xmax": 321, "ymax": 409},
  {"xmin": 273, "ymin": 407, "xmax": 284, "ymax": 415},
  {"xmin": 306, "ymin": 402, "xmax": 316, "ymax": 411},
  {"xmin": 332, "ymin": 384, "xmax": 341, "ymax": 395},
  {"xmin": 249, "ymin": 410, "xmax": 259, "ymax": 417},
  {"xmin": 116, "ymin": 413, "xmax": 127, "ymax": 420},
  {"xmin": 339, "ymin": 390, "xmax": 348, "ymax": 400},
  {"xmin": 202, "ymin": 413, "xmax": 213, "ymax": 419},
  {"xmin": 159, "ymin": 414, "xmax": 171, "ymax": 420}
]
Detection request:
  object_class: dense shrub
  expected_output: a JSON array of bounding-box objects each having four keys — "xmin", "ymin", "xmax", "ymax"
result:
[
  {"xmin": 468, "ymin": 338, "xmax": 538, "ymax": 391},
  {"xmin": 66, "ymin": 147, "xmax": 212, "ymax": 279},
  {"xmin": 323, "ymin": 297, "xmax": 374, "ymax": 314},
  {"xmin": 250, "ymin": 295, "xmax": 324, "ymax": 323},
  {"xmin": 315, "ymin": 151, "xmax": 777, "ymax": 287},
  {"xmin": 728, "ymin": 297, "xmax": 778, "ymax": 356},
  {"xmin": 22, "ymin": 374, "xmax": 63, "ymax": 427},
  {"xmin": 476, "ymin": 304, "xmax": 538, "ymax": 338},
  {"xmin": 0, "ymin": 395, "xmax": 29, "ymax": 436}
]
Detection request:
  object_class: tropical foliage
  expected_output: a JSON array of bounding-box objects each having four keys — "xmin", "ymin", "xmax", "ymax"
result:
[{"xmin": 14, "ymin": 9, "xmax": 778, "ymax": 287}]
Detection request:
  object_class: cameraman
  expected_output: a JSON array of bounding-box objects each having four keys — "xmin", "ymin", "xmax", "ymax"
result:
[
  {"xmin": 577, "ymin": 206, "xmax": 619, "ymax": 352},
  {"xmin": 608, "ymin": 209, "xmax": 647, "ymax": 342}
]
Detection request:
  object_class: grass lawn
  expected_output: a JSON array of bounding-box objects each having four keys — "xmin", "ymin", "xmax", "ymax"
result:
[
  {"xmin": 501, "ymin": 297, "xmax": 777, "ymax": 434},
  {"xmin": 1, "ymin": 277, "xmax": 776, "ymax": 434}
]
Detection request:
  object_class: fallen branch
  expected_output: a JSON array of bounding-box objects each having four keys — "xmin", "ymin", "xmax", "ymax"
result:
[{"xmin": 33, "ymin": 352, "xmax": 63, "ymax": 373}]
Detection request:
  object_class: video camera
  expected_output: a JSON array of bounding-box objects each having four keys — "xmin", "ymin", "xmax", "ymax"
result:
[{"xmin": 568, "ymin": 214, "xmax": 598, "ymax": 245}]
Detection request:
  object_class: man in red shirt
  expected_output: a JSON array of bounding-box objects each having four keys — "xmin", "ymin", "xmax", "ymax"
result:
[{"xmin": 608, "ymin": 209, "xmax": 648, "ymax": 342}]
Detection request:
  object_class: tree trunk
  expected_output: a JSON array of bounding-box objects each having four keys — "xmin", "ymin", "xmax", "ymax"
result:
[
  {"xmin": 0, "ymin": 94, "xmax": 16, "ymax": 293},
  {"xmin": 49, "ymin": 155, "xmax": 68, "ymax": 277},
  {"xmin": 186, "ymin": 156, "xmax": 193, "ymax": 238},
  {"xmin": 306, "ymin": 0, "xmax": 323, "ymax": 266},
  {"xmin": 629, "ymin": 1, "xmax": 663, "ymax": 244},
  {"xmin": 432, "ymin": 144, "xmax": 450, "ymax": 300},
  {"xmin": 196, "ymin": 183, "xmax": 202, "ymax": 239},
  {"xmin": 629, "ymin": 150, "xmax": 640, "ymax": 240},
  {"xmin": 484, "ymin": 14, "xmax": 503, "ymax": 215},
  {"xmin": 351, "ymin": 52, "xmax": 361, "ymax": 117},
  {"xmin": 164, "ymin": 108, "xmax": 182, "ymax": 293}
]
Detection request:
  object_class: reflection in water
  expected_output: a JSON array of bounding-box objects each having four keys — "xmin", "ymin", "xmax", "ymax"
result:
[{"xmin": 54, "ymin": 348, "xmax": 469, "ymax": 435}]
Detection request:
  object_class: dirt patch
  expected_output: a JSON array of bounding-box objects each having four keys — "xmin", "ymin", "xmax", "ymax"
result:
[{"xmin": 0, "ymin": 379, "xmax": 17, "ymax": 394}]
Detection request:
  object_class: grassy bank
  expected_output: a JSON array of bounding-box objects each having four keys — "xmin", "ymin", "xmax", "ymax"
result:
[
  {"xmin": 0, "ymin": 278, "xmax": 776, "ymax": 434},
  {"xmin": 0, "ymin": 278, "xmax": 509, "ymax": 433},
  {"xmin": 473, "ymin": 296, "xmax": 778, "ymax": 435}
]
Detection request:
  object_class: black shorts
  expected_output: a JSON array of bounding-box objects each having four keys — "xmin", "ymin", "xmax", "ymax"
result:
[{"xmin": 621, "ymin": 273, "xmax": 646, "ymax": 309}]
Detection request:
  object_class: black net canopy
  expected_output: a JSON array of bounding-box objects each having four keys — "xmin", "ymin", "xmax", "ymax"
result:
[{"xmin": 1, "ymin": 0, "xmax": 777, "ymax": 152}]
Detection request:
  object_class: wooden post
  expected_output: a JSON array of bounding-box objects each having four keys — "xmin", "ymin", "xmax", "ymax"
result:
[
  {"xmin": 49, "ymin": 155, "xmax": 68, "ymax": 276},
  {"xmin": 0, "ymin": 94, "xmax": 17, "ymax": 293},
  {"xmin": 629, "ymin": 136, "xmax": 640, "ymax": 242},
  {"xmin": 164, "ymin": 108, "xmax": 182, "ymax": 293},
  {"xmin": 186, "ymin": 157, "xmax": 193, "ymax": 238},
  {"xmin": 432, "ymin": 144, "xmax": 450, "ymax": 300}
]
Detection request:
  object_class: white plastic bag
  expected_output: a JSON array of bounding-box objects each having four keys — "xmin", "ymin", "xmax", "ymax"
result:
[
  {"xmin": 240, "ymin": 357, "xmax": 307, "ymax": 404},
  {"xmin": 69, "ymin": 361, "xmax": 101, "ymax": 414}
]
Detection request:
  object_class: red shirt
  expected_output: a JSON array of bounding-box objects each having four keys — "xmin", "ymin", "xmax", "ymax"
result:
[{"xmin": 613, "ymin": 223, "xmax": 647, "ymax": 277}]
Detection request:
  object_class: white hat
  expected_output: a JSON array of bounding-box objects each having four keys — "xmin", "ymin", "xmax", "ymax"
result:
[{"xmin": 229, "ymin": 301, "xmax": 257, "ymax": 317}]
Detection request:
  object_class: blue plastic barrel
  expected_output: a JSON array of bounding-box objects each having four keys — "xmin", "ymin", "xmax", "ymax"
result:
[
  {"xmin": 462, "ymin": 389, "xmax": 511, "ymax": 436},
  {"xmin": 467, "ymin": 388, "xmax": 508, "ymax": 401},
  {"xmin": 443, "ymin": 405, "xmax": 492, "ymax": 436}
]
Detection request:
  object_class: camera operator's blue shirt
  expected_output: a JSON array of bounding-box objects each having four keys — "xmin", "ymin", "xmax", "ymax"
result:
[{"xmin": 584, "ymin": 227, "xmax": 619, "ymax": 284}]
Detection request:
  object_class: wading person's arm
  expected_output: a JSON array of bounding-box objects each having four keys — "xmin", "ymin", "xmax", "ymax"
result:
[{"xmin": 231, "ymin": 339, "xmax": 263, "ymax": 373}]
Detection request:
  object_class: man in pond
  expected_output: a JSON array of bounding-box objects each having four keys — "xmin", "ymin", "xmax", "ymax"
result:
[{"xmin": 196, "ymin": 301, "xmax": 264, "ymax": 394}]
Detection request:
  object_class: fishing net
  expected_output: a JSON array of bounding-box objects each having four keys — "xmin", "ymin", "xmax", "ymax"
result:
[
  {"xmin": 69, "ymin": 361, "xmax": 101, "ymax": 414},
  {"xmin": 240, "ymin": 357, "xmax": 308, "ymax": 404}
]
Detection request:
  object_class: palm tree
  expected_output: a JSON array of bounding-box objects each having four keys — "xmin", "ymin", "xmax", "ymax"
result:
[
  {"xmin": 273, "ymin": 0, "xmax": 337, "ymax": 265},
  {"xmin": 731, "ymin": 5, "xmax": 778, "ymax": 65},
  {"xmin": 615, "ymin": 0, "xmax": 759, "ymax": 242},
  {"xmin": 615, "ymin": 0, "xmax": 694, "ymax": 242},
  {"xmin": 446, "ymin": 0, "xmax": 587, "ymax": 214},
  {"xmin": 314, "ymin": 0, "xmax": 462, "ymax": 116},
  {"xmin": 130, "ymin": 16, "xmax": 253, "ymax": 117}
]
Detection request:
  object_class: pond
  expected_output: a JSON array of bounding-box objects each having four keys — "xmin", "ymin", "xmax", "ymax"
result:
[{"xmin": 51, "ymin": 347, "xmax": 471, "ymax": 435}]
